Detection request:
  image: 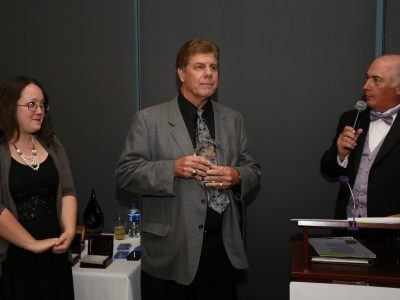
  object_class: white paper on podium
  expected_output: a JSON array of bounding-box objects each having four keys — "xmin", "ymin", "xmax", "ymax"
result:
[
  {"xmin": 290, "ymin": 282, "xmax": 400, "ymax": 300},
  {"xmin": 308, "ymin": 237, "xmax": 376, "ymax": 258}
]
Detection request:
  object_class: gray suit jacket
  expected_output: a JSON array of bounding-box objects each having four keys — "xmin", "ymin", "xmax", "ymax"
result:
[{"xmin": 115, "ymin": 97, "xmax": 261, "ymax": 284}]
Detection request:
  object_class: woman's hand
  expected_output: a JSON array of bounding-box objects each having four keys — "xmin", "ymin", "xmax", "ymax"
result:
[
  {"xmin": 52, "ymin": 231, "xmax": 75, "ymax": 254},
  {"xmin": 30, "ymin": 238, "xmax": 59, "ymax": 254}
]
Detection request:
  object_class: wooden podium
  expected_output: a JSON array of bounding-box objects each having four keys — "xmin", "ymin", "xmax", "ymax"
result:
[{"xmin": 291, "ymin": 219, "xmax": 400, "ymax": 287}]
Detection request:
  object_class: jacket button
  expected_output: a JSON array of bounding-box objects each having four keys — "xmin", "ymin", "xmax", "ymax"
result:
[
  {"xmin": 198, "ymin": 225, "xmax": 204, "ymax": 230},
  {"xmin": 201, "ymin": 198, "xmax": 206, "ymax": 204}
]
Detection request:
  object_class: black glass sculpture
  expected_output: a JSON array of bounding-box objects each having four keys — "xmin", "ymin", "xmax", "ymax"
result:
[{"xmin": 83, "ymin": 188, "xmax": 104, "ymax": 235}]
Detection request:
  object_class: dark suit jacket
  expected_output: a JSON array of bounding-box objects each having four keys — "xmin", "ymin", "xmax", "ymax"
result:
[
  {"xmin": 115, "ymin": 97, "xmax": 261, "ymax": 285},
  {"xmin": 321, "ymin": 108, "xmax": 400, "ymax": 219}
]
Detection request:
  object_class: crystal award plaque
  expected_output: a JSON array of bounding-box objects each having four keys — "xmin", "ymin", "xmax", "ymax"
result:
[{"xmin": 194, "ymin": 138, "xmax": 226, "ymax": 166}]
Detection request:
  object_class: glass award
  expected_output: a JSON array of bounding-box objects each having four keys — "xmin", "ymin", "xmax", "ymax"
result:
[
  {"xmin": 83, "ymin": 188, "xmax": 104, "ymax": 235},
  {"xmin": 194, "ymin": 138, "xmax": 226, "ymax": 188},
  {"xmin": 194, "ymin": 138, "xmax": 226, "ymax": 166},
  {"xmin": 194, "ymin": 138, "xmax": 230, "ymax": 213}
]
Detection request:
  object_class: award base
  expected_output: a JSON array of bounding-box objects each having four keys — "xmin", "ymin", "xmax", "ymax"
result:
[{"xmin": 80, "ymin": 234, "xmax": 114, "ymax": 269}]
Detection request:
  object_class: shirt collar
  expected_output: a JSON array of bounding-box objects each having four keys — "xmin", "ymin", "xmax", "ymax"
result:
[
  {"xmin": 178, "ymin": 93, "xmax": 213, "ymax": 119},
  {"xmin": 374, "ymin": 103, "xmax": 400, "ymax": 115}
]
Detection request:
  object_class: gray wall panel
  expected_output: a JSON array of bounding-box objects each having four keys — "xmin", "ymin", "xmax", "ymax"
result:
[
  {"xmin": 0, "ymin": 0, "xmax": 137, "ymax": 231},
  {"xmin": 0, "ymin": 0, "xmax": 392, "ymax": 299},
  {"xmin": 140, "ymin": 0, "xmax": 376, "ymax": 299},
  {"xmin": 385, "ymin": 0, "xmax": 400, "ymax": 53}
]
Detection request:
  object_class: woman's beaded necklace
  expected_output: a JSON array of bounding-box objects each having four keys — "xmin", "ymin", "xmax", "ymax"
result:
[{"xmin": 13, "ymin": 136, "xmax": 40, "ymax": 171}]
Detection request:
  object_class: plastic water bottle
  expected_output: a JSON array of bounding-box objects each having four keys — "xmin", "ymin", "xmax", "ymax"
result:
[
  {"xmin": 132, "ymin": 210, "xmax": 141, "ymax": 238},
  {"xmin": 127, "ymin": 208, "xmax": 136, "ymax": 238}
]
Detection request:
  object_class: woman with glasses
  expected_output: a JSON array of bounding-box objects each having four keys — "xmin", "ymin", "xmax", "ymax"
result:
[{"xmin": 0, "ymin": 75, "xmax": 77, "ymax": 299}]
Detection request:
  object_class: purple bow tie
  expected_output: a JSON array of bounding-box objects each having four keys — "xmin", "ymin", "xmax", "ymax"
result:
[{"xmin": 370, "ymin": 110, "xmax": 394, "ymax": 125}]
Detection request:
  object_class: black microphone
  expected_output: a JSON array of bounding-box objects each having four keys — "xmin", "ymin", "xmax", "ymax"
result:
[{"xmin": 352, "ymin": 100, "xmax": 367, "ymax": 129}]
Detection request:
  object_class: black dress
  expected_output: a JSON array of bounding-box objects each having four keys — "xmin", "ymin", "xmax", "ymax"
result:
[{"xmin": 2, "ymin": 156, "xmax": 74, "ymax": 300}]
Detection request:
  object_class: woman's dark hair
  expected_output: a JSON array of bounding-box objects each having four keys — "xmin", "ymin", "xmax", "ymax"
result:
[{"xmin": 0, "ymin": 75, "xmax": 54, "ymax": 145}]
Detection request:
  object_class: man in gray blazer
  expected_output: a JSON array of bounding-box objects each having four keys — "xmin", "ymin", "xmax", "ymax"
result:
[{"xmin": 115, "ymin": 38, "xmax": 261, "ymax": 300}]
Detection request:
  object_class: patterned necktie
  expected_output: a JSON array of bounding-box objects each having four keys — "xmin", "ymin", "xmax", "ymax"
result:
[
  {"xmin": 370, "ymin": 106, "xmax": 400, "ymax": 126},
  {"xmin": 197, "ymin": 108, "xmax": 230, "ymax": 214}
]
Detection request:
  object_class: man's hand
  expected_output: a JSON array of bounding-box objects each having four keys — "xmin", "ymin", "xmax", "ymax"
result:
[
  {"xmin": 337, "ymin": 126, "xmax": 363, "ymax": 161},
  {"xmin": 175, "ymin": 155, "xmax": 211, "ymax": 179},
  {"xmin": 204, "ymin": 165, "xmax": 240, "ymax": 189}
]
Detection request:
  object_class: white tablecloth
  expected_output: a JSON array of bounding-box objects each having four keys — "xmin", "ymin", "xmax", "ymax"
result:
[
  {"xmin": 72, "ymin": 236, "xmax": 141, "ymax": 300},
  {"xmin": 290, "ymin": 282, "xmax": 400, "ymax": 300}
]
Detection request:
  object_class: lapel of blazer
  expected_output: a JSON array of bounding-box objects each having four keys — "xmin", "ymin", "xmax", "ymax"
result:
[
  {"xmin": 211, "ymin": 101, "xmax": 229, "ymax": 162},
  {"xmin": 374, "ymin": 111, "xmax": 400, "ymax": 164},
  {"xmin": 167, "ymin": 98, "xmax": 195, "ymax": 156}
]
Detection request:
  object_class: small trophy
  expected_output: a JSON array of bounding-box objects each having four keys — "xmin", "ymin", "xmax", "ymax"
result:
[
  {"xmin": 194, "ymin": 138, "xmax": 226, "ymax": 187},
  {"xmin": 194, "ymin": 138, "xmax": 226, "ymax": 166},
  {"xmin": 195, "ymin": 138, "xmax": 230, "ymax": 212},
  {"xmin": 83, "ymin": 189, "xmax": 104, "ymax": 236}
]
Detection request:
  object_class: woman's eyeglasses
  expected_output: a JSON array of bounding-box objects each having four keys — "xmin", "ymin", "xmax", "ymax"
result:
[{"xmin": 17, "ymin": 101, "xmax": 49, "ymax": 112}]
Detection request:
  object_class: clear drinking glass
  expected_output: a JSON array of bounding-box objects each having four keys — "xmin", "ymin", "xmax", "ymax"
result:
[{"xmin": 113, "ymin": 213, "xmax": 126, "ymax": 240}]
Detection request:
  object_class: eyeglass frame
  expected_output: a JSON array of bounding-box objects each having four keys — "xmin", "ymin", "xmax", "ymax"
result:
[{"xmin": 16, "ymin": 101, "xmax": 50, "ymax": 112}]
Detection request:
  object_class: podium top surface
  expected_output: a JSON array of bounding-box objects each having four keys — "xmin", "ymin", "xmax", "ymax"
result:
[{"xmin": 291, "ymin": 218, "xmax": 400, "ymax": 230}]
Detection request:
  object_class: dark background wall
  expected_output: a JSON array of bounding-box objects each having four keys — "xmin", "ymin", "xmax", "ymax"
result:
[
  {"xmin": 385, "ymin": 0, "xmax": 400, "ymax": 54},
  {"xmin": 140, "ymin": 1, "xmax": 376, "ymax": 298},
  {"xmin": 0, "ymin": 1, "xmax": 398, "ymax": 299},
  {"xmin": 0, "ymin": 0, "xmax": 137, "ymax": 222}
]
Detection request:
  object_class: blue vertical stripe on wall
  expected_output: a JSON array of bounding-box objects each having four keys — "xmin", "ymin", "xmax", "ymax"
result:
[
  {"xmin": 375, "ymin": 0, "xmax": 385, "ymax": 56},
  {"xmin": 134, "ymin": 0, "xmax": 142, "ymax": 111}
]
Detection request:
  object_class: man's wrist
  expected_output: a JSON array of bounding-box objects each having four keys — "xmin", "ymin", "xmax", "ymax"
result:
[
  {"xmin": 337, "ymin": 150, "xmax": 349, "ymax": 161},
  {"xmin": 235, "ymin": 169, "xmax": 241, "ymax": 186},
  {"xmin": 337, "ymin": 153, "xmax": 349, "ymax": 168}
]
